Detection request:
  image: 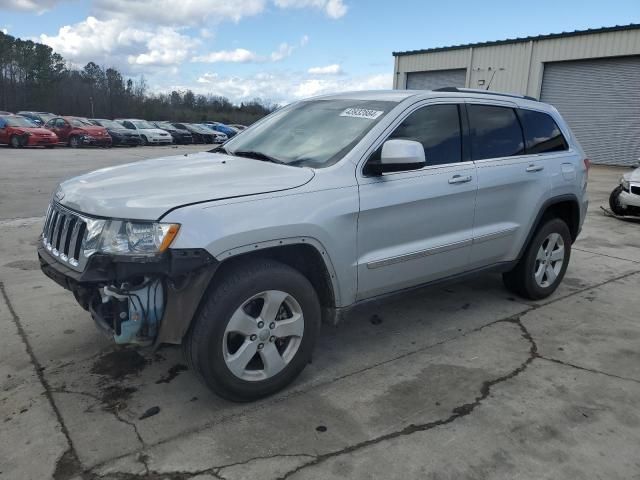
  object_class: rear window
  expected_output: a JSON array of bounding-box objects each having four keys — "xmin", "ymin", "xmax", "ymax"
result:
[
  {"xmin": 517, "ymin": 109, "xmax": 568, "ymax": 154},
  {"xmin": 468, "ymin": 104, "xmax": 524, "ymax": 161}
]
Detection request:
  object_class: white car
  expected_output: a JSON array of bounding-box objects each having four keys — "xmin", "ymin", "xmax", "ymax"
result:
[
  {"xmin": 609, "ymin": 165, "xmax": 640, "ymax": 216},
  {"xmin": 115, "ymin": 119, "xmax": 172, "ymax": 145}
]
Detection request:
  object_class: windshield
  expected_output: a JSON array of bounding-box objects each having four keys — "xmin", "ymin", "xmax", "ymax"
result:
[
  {"xmin": 96, "ymin": 119, "xmax": 120, "ymax": 129},
  {"xmin": 225, "ymin": 99, "xmax": 396, "ymax": 168},
  {"xmin": 132, "ymin": 120, "xmax": 154, "ymax": 129},
  {"xmin": 4, "ymin": 116, "xmax": 37, "ymax": 127},
  {"xmin": 39, "ymin": 113, "xmax": 55, "ymax": 123},
  {"xmin": 70, "ymin": 118, "xmax": 92, "ymax": 127},
  {"xmin": 154, "ymin": 122, "xmax": 173, "ymax": 129}
]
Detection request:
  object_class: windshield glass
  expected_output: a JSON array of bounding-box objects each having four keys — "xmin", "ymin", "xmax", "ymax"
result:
[
  {"xmin": 96, "ymin": 119, "xmax": 120, "ymax": 129},
  {"xmin": 154, "ymin": 122, "xmax": 173, "ymax": 129},
  {"xmin": 39, "ymin": 113, "xmax": 55, "ymax": 123},
  {"xmin": 70, "ymin": 118, "xmax": 92, "ymax": 127},
  {"xmin": 132, "ymin": 120, "xmax": 154, "ymax": 129},
  {"xmin": 225, "ymin": 99, "xmax": 396, "ymax": 168},
  {"xmin": 4, "ymin": 116, "xmax": 37, "ymax": 127}
]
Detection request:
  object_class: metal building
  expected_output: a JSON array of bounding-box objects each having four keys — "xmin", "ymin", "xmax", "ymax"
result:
[{"xmin": 392, "ymin": 25, "xmax": 640, "ymax": 166}]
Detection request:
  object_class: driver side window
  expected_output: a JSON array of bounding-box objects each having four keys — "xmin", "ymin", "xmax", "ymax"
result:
[{"xmin": 367, "ymin": 104, "xmax": 462, "ymax": 171}]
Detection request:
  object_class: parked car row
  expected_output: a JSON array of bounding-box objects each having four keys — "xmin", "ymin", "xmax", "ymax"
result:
[{"xmin": 0, "ymin": 111, "xmax": 246, "ymax": 148}]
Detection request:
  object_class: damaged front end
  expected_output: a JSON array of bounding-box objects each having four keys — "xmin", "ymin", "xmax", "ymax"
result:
[{"xmin": 38, "ymin": 246, "xmax": 217, "ymax": 347}]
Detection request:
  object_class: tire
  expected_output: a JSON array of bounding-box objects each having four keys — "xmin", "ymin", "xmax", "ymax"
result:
[
  {"xmin": 10, "ymin": 135, "xmax": 22, "ymax": 148},
  {"xmin": 503, "ymin": 218, "xmax": 571, "ymax": 300},
  {"xmin": 69, "ymin": 136, "xmax": 80, "ymax": 148},
  {"xmin": 184, "ymin": 259, "xmax": 321, "ymax": 402},
  {"xmin": 609, "ymin": 185, "xmax": 626, "ymax": 216},
  {"xmin": 140, "ymin": 135, "xmax": 148, "ymax": 146}
]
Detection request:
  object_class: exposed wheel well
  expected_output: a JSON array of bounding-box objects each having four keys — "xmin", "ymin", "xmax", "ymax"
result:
[
  {"xmin": 540, "ymin": 199, "xmax": 580, "ymax": 241},
  {"xmin": 213, "ymin": 244, "xmax": 336, "ymax": 316}
]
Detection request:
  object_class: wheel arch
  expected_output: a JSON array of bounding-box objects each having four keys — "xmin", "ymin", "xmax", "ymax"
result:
[{"xmin": 517, "ymin": 194, "xmax": 581, "ymax": 261}]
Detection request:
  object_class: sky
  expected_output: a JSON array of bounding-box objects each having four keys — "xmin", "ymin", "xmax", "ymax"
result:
[{"xmin": 0, "ymin": 0, "xmax": 638, "ymax": 104}]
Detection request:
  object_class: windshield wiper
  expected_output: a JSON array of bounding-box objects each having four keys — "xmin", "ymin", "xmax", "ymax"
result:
[{"xmin": 233, "ymin": 150, "xmax": 286, "ymax": 165}]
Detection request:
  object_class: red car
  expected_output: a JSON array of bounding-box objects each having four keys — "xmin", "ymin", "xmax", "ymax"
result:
[
  {"xmin": 45, "ymin": 116, "xmax": 112, "ymax": 148},
  {"xmin": 0, "ymin": 115, "xmax": 59, "ymax": 148}
]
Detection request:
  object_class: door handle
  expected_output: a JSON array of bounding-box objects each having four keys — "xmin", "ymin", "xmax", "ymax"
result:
[
  {"xmin": 526, "ymin": 164, "xmax": 544, "ymax": 172},
  {"xmin": 449, "ymin": 175, "xmax": 472, "ymax": 184}
]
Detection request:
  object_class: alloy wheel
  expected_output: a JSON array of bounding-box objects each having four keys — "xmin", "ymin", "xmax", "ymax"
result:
[
  {"xmin": 534, "ymin": 233, "xmax": 565, "ymax": 288},
  {"xmin": 222, "ymin": 290, "xmax": 304, "ymax": 382}
]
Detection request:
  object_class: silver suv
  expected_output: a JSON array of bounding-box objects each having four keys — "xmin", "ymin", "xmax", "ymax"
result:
[{"xmin": 38, "ymin": 88, "xmax": 589, "ymax": 401}]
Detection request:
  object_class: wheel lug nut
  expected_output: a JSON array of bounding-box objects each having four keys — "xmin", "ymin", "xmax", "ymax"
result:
[
  {"xmin": 258, "ymin": 343, "xmax": 264, "ymax": 350},
  {"xmin": 257, "ymin": 321, "xmax": 264, "ymax": 328},
  {"xmin": 269, "ymin": 322, "xmax": 275, "ymax": 329},
  {"xmin": 270, "ymin": 336, "xmax": 275, "ymax": 342},
  {"xmin": 250, "ymin": 334, "xmax": 257, "ymax": 341}
]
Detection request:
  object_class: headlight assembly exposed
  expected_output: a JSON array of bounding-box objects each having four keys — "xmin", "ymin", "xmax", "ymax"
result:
[{"xmin": 83, "ymin": 220, "xmax": 180, "ymax": 256}]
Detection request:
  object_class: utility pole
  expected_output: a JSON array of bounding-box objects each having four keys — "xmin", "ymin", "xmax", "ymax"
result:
[{"xmin": 89, "ymin": 96, "xmax": 94, "ymax": 117}]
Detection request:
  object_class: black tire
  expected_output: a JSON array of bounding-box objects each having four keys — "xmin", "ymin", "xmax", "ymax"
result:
[
  {"xmin": 609, "ymin": 185, "xmax": 626, "ymax": 216},
  {"xmin": 184, "ymin": 259, "xmax": 321, "ymax": 402},
  {"xmin": 140, "ymin": 135, "xmax": 148, "ymax": 146},
  {"xmin": 10, "ymin": 135, "xmax": 22, "ymax": 148},
  {"xmin": 503, "ymin": 218, "xmax": 572, "ymax": 300},
  {"xmin": 69, "ymin": 135, "xmax": 80, "ymax": 148}
]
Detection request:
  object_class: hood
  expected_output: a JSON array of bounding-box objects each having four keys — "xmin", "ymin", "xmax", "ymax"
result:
[
  {"xmin": 108, "ymin": 127, "xmax": 136, "ymax": 135},
  {"xmin": 75, "ymin": 125, "xmax": 109, "ymax": 136},
  {"xmin": 139, "ymin": 128, "xmax": 170, "ymax": 135},
  {"xmin": 624, "ymin": 167, "xmax": 640, "ymax": 183},
  {"xmin": 16, "ymin": 126, "xmax": 56, "ymax": 136},
  {"xmin": 57, "ymin": 151, "xmax": 315, "ymax": 220}
]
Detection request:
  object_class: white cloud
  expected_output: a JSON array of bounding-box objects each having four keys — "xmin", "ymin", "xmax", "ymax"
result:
[
  {"xmin": 40, "ymin": 16, "xmax": 197, "ymax": 71},
  {"xmin": 273, "ymin": 0, "xmax": 347, "ymax": 18},
  {"xmin": 193, "ymin": 37, "xmax": 302, "ymax": 63},
  {"xmin": 179, "ymin": 71, "xmax": 391, "ymax": 104},
  {"xmin": 308, "ymin": 63, "xmax": 342, "ymax": 75},
  {"xmin": 0, "ymin": 0, "xmax": 67, "ymax": 13},
  {"xmin": 1, "ymin": 27, "xmax": 7, "ymax": 34}
]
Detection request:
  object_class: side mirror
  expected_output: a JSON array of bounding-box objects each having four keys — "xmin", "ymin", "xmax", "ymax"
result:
[{"xmin": 369, "ymin": 139, "xmax": 426, "ymax": 175}]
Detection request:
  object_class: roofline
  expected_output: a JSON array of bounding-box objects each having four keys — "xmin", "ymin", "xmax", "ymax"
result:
[{"xmin": 393, "ymin": 24, "xmax": 640, "ymax": 57}]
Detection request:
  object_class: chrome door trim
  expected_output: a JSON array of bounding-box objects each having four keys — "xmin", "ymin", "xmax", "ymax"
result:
[
  {"xmin": 366, "ymin": 238, "xmax": 473, "ymax": 270},
  {"xmin": 472, "ymin": 226, "xmax": 519, "ymax": 245}
]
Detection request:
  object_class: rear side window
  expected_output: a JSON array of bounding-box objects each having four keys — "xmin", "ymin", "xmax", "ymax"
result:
[
  {"xmin": 386, "ymin": 104, "xmax": 462, "ymax": 166},
  {"xmin": 468, "ymin": 104, "xmax": 524, "ymax": 160},
  {"xmin": 517, "ymin": 109, "xmax": 568, "ymax": 154}
]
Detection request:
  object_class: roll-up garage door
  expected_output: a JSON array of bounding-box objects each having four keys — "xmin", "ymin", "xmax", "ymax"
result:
[
  {"xmin": 540, "ymin": 56, "xmax": 640, "ymax": 166},
  {"xmin": 406, "ymin": 69, "xmax": 466, "ymax": 91}
]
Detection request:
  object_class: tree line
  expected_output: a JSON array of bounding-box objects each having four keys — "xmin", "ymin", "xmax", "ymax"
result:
[{"xmin": 0, "ymin": 31, "xmax": 274, "ymax": 125}]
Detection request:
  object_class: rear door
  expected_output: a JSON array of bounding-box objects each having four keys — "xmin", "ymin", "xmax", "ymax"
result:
[
  {"xmin": 467, "ymin": 102, "xmax": 554, "ymax": 267},
  {"xmin": 356, "ymin": 101, "xmax": 477, "ymax": 300}
]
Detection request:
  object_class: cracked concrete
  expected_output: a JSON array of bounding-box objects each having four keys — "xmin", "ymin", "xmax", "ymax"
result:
[{"xmin": 1, "ymin": 148, "xmax": 639, "ymax": 480}]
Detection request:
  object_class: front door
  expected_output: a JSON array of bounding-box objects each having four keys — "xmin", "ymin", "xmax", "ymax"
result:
[{"xmin": 356, "ymin": 102, "xmax": 477, "ymax": 300}]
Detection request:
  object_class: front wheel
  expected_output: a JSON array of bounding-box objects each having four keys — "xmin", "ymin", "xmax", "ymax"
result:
[
  {"xmin": 140, "ymin": 135, "xmax": 148, "ymax": 146},
  {"xmin": 609, "ymin": 185, "xmax": 626, "ymax": 216},
  {"xmin": 503, "ymin": 218, "xmax": 571, "ymax": 300},
  {"xmin": 10, "ymin": 135, "xmax": 22, "ymax": 148},
  {"xmin": 184, "ymin": 259, "xmax": 321, "ymax": 402},
  {"xmin": 69, "ymin": 136, "xmax": 80, "ymax": 148}
]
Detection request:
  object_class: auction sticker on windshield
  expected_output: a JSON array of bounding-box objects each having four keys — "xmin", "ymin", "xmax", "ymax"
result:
[{"xmin": 340, "ymin": 108, "xmax": 384, "ymax": 120}]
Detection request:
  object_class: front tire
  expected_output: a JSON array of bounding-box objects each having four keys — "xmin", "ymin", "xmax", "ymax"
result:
[
  {"xmin": 10, "ymin": 135, "xmax": 22, "ymax": 148},
  {"xmin": 69, "ymin": 136, "xmax": 80, "ymax": 148},
  {"xmin": 503, "ymin": 218, "xmax": 571, "ymax": 300},
  {"xmin": 140, "ymin": 135, "xmax": 148, "ymax": 146},
  {"xmin": 609, "ymin": 185, "xmax": 626, "ymax": 216},
  {"xmin": 184, "ymin": 259, "xmax": 321, "ymax": 402}
]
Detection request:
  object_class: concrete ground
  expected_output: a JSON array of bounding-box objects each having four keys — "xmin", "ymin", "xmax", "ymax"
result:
[{"xmin": 1, "ymin": 145, "xmax": 639, "ymax": 480}]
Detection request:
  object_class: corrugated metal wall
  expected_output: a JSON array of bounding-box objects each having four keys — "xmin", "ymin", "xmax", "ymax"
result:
[
  {"xmin": 540, "ymin": 57, "xmax": 640, "ymax": 166},
  {"xmin": 406, "ymin": 69, "xmax": 466, "ymax": 90}
]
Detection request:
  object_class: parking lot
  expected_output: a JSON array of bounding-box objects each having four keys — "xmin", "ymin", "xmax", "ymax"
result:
[{"xmin": 1, "ymin": 146, "xmax": 639, "ymax": 480}]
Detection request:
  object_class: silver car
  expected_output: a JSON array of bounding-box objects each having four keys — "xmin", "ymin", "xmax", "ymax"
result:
[{"xmin": 38, "ymin": 88, "xmax": 589, "ymax": 401}]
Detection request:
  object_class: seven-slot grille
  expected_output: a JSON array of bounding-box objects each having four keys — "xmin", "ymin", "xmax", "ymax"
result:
[{"xmin": 42, "ymin": 202, "xmax": 89, "ymax": 271}]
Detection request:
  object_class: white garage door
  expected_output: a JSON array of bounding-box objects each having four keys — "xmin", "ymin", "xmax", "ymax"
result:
[
  {"xmin": 406, "ymin": 69, "xmax": 466, "ymax": 91},
  {"xmin": 540, "ymin": 56, "xmax": 640, "ymax": 166}
]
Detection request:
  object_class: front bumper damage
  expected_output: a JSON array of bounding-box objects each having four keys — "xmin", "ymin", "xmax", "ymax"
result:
[{"xmin": 38, "ymin": 246, "xmax": 218, "ymax": 346}]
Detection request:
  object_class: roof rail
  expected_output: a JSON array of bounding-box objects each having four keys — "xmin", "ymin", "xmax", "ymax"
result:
[{"xmin": 433, "ymin": 87, "xmax": 538, "ymax": 102}]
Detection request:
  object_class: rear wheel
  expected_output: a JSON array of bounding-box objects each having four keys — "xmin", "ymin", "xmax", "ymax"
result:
[
  {"xmin": 184, "ymin": 259, "xmax": 321, "ymax": 402},
  {"xmin": 609, "ymin": 185, "xmax": 626, "ymax": 216},
  {"xmin": 503, "ymin": 218, "xmax": 571, "ymax": 300}
]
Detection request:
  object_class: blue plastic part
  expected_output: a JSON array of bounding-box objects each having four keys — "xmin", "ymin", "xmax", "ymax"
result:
[{"xmin": 113, "ymin": 280, "xmax": 164, "ymax": 345}]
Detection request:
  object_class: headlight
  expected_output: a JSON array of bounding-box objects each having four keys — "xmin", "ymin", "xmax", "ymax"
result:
[
  {"xmin": 84, "ymin": 220, "xmax": 180, "ymax": 256},
  {"xmin": 621, "ymin": 177, "xmax": 630, "ymax": 191}
]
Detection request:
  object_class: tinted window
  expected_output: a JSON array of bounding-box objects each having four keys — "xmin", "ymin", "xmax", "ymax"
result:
[
  {"xmin": 517, "ymin": 109, "xmax": 568, "ymax": 154},
  {"xmin": 468, "ymin": 105, "xmax": 524, "ymax": 160}
]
